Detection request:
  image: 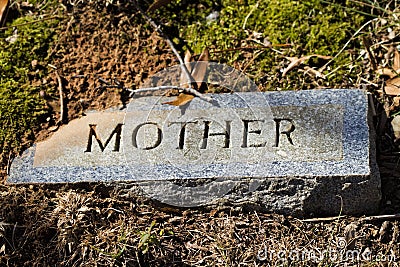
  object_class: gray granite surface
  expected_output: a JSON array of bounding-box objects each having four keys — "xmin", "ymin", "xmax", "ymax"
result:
[{"xmin": 8, "ymin": 89, "xmax": 381, "ymax": 216}]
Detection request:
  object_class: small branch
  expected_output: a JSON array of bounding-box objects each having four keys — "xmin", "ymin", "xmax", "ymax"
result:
[
  {"xmin": 300, "ymin": 213, "xmax": 400, "ymax": 223},
  {"xmin": 301, "ymin": 215, "xmax": 347, "ymax": 223},
  {"xmin": 95, "ymin": 85, "xmax": 128, "ymax": 91},
  {"xmin": 250, "ymin": 39, "xmax": 285, "ymax": 54},
  {"xmin": 134, "ymin": 1, "xmax": 195, "ymax": 88},
  {"xmin": 207, "ymin": 44, "xmax": 292, "ymax": 55},
  {"xmin": 362, "ymin": 213, "xmax": 400, "ymax": 221},
  {"xmin": 55, "ymin": 71, "xmax": 66, "ymax": 124},
  {"xmin": 6, "ymin": 151, "xmax": 12, "ymax": 176},
  {"xmin": 96, "ymin": 82, "xmax": 213, "ymax": 103},
  {"xmin": 242, "ymin": 1, "xmax": 259, "ymax": 30},
  {"xmin": 135, "ymin": 86, "xmax": 213, "ymax": 102},
  {"xmin": 0, "ymin": 15, "xmax": 60, "ymax": 31},
  {"xmin": 319, "ymin": 18, "xmax": 378, "ymax": 73},
  {"xmin": 362, "ymin": 36, "xmax": 378, "ymax": 71},
  {"xmin": 130, "ymin": 86, "xmax": 185, "ymax": 96}
]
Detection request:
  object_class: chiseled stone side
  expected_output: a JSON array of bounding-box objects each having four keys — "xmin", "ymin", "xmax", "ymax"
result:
[{"xmin": 8, "ymin": 89, "xmax": 381, "ymax": 216}]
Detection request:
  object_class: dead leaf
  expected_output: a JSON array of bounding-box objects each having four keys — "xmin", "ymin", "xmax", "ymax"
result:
[
  {"xmin": 362, "ymin": 36, "xmax": 377, "ymax": 71},
  {"xmin": 384, "ymin": 77, "xmax": 400, "ymax": 96},
  {"xmin": 147, "ymin": 0, "xmax": 173, "ymax": 12},
  {"xmin": 197, "ymin": 48, "xmax": 209, "ymax": 62},
  {"xmin": 282, "ymin": 54, "xmax": 331, "ymax": 77},
  {"xmin": 0, "ymin": 0, "xmax": 9, "ymax": 27},
  {"xmin": 394, "ymin": 50, "xmax": 400, "ymax": 71},
  {"xmin": 191, "ymin": 48, "xmax": 209, "ymax": 90},
  {"xmin": 164, "ymin": 48, "xmax": 209, "ymax": 106},
  {"xmin": 393, "ymin": 96, "xmax": 400, "ymax": 107},
  {"xmin": 392, "ymin": 115, "xmax": 400, "ymax": 140},
  {"xmin": 376, "ymin": 67, "xmax": 400, "ymax": 78},
  {"xmin": 163, "ymin": 93, "xmax": 194, "ymax": 106},
  {"xmin": 387, "ymin": 77, "xmax": 400, "ymax": 87},
  {"xmin": 179, "ymin": 49, "xmax": 209, "ymax": 88},
  {"xmin": 383, "ymin": 85, "xmax": 400, "ymax": 96},
  {"xmin": 209, "ymin": 209, "xmax": 218, "ymax": 217}
]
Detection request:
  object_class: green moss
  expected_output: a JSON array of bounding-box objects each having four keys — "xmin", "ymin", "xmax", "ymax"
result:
[
  {"xmin": 0, "ymin": 6, "xmax": 60, "ymax": 164},
  {"xmin": 160, "ymin": 0, "xmax": 368, "ymax": 89}
]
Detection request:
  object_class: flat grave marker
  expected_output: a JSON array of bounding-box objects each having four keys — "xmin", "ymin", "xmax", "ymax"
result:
[{"xmin": 8, "ymin": 89, "xmax": 381, "ymax": 216}]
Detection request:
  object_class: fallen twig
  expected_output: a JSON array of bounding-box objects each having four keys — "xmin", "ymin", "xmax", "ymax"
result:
[
  {"xmin": 362, "ymin": 213, "xmax": 400, "ymax": 221},
  {"xmin": 55, "ymin": 71, "xmax": 66, "ymax": 124},
  {"xmin": 134, "ymin": 1, "xmax": 213, "ymax": 103},
  {"xmin": 319, "ymin": 18, "xmax": 378, "ymax": 72},
  {"xmin": 241, "ymin": 50, "xmax": 264, "ymax": 73},
  {"xmin": 0, "ymin": 15, "xmax": 60, "ymax": 31},
  {"xmin": 96, "ymin": 83, "xmax": 210, "ymax": 100},
  {"xmin": 303, "ymin": 66, "xmax": 326, "ymax": 79},
  {"xmin": 147, "ymin": 0, "xmax": 173, "ymax": 12},
  {"xmin": 134, "ymin": 3, "xmax": 191, "ymax": 84},
  {"xmin": 95, "ymin": 82, "xmax": 213, "ymax": 102},
  {"xmin": 282, "ymin": 55, "xmax": 331, "ymax": 77},
  {"xmin": 6, "ymin": 151, "xmax": 11, "ymax": 176},
  {"xmin": 208, "ymin": 44, "xmax": 291, "ymax": 55},
  {"xmin": 301, "ymin": 215, "xmax": 347, "ymax": 223},
  {"xmin": 132, "ymin": 86, "xmax": 203, "ymax": 97},
  {"xmin": 242, "ymin": 1, "xmax": 259, "ymax": 30},
  {"xmin": 362, "ymin": 36, "xmax": 378, "ymax": 71}
]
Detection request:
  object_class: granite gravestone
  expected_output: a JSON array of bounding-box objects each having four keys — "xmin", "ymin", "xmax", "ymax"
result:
[{"xmin": 8, "ymin": 89, "xmax": 381, "ymax": 216}]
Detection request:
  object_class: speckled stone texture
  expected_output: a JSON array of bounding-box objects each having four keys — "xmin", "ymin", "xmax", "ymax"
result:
[{"xmin": 8, "ymin": 89, "xmax": 381, "ymax": 216}]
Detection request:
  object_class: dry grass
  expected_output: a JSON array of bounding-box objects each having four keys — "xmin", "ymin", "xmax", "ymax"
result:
[{"xmin": 0, "ymin": 184, "xmax": 399, "ymax": 266}]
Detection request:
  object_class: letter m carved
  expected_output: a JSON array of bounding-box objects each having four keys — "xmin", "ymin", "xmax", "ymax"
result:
[{"xmin": 85, "ymin": 124, "xmax": 123, "ymax": 152}]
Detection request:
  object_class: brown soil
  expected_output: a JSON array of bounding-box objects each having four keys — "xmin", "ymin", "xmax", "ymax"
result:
[
  {"xmin": 1, "ymin": 1, "xmax": 400, "ymax": 266},
  {"xmin": 36, "ymin": 2, "xmax": 175, "ymax": 142}
]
